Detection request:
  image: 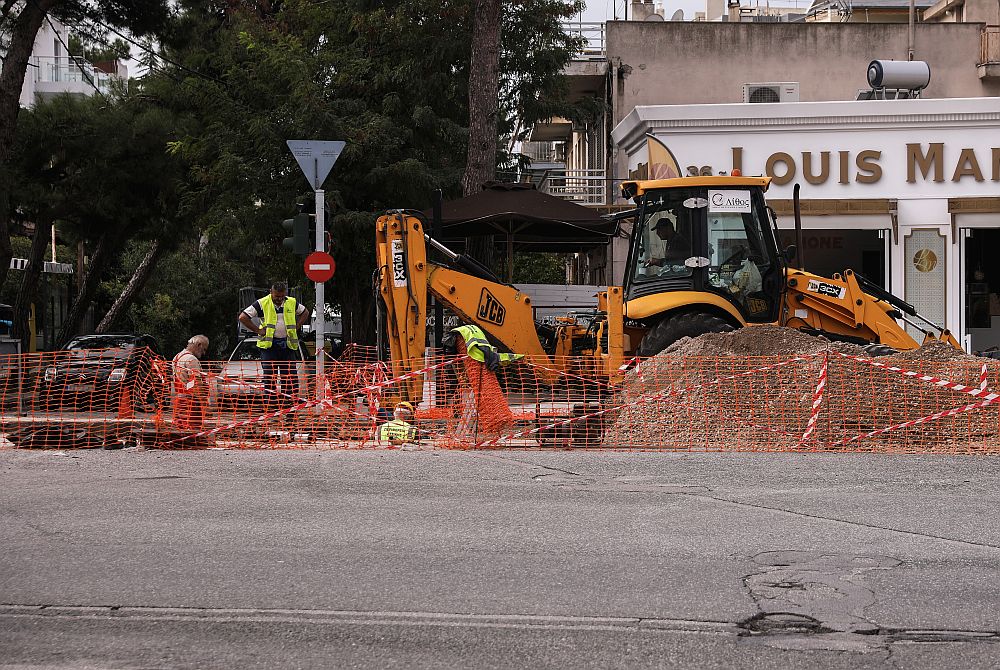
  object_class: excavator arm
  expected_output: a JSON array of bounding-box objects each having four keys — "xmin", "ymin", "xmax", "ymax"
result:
[
  {"xmin": 781, "ymin": 268, "xmax": 961, "ymax": 350},
  {"xmin": 376, "ymin": 211, "xmax": 568, "ymax": 401}
]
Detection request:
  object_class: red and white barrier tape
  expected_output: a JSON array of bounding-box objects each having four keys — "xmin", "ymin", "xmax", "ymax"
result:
[
  {"xmin": 158, "ymin": 355, "xmax": 467, "ymax": 447},
  {"xmin": 980, "ymin": 363, "xmax": 989, "ymax": 392},
  {"xmin": 617, "ymin": 355, "xmax": 640, "ymax": 373},
  {"xmin": 831, "ymin": 396, "xmax": 1000, "ymax": 448},
  {"xmin": 800, "ymin": 354, "xmax": 828, "ymax": 443},
  {"xmin": 520, "ymin": 359, "xmax": 611, "ymax": 388},
  {"xmin": 836, "ymin": 353, "xmax": 1000, "ymax": 402}
]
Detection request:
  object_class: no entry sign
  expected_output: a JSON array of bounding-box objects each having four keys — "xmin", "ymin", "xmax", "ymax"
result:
[{"xmin": 304, "ymin": 251, "xmax": 336, "ymax": 283}]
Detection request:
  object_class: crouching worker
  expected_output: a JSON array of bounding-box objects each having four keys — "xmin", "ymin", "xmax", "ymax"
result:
[
  {"xmin": 377, "ymin": 401, "xmax": 418, "ymax": 446},
  {"xmin": 172, "ymin": 335, "xmax": 210, "ymax": 430}
]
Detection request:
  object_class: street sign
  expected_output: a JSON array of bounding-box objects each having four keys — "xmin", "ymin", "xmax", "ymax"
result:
[
  {"xmin": 304, "ymin": 251, "xmax": 336, "ymax": 283},
  {"xmin": 286, "ymin": 140, "xmax": 346, "ymax": 190},
  {"xmin": 286, "ymin": 138, "xmax": 345, "ymax": 407}
]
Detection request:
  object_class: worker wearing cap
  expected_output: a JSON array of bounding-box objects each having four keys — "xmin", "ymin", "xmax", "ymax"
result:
[
  {"xmin": 644, "ymin": 211, "xmax": 691, "ymax": 269},
  {"xmin": 377, "ymin": 401, "xmax": 418, "ymax": 445}
]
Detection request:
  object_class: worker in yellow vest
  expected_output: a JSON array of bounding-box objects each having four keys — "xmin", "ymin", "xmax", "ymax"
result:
[
  {"xmin": 377, "ymin": 401, "xmax": 418, "ymax": 446},
  {"xmin": 237, "ymin": 282, "xmax": 310, "ymax": 407},
  {"xmin": 442, "ymin": 323, "xmax": 522, "ymax": 437},
  {"xmin": 444, "ymin": 324, "xmax": 522, "ymax": 372}
]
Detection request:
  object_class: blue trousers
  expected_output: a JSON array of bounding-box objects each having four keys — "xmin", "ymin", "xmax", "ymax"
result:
[{"xmin": 261, "ymin": 342, "xmax": 299, "ymax": 405}]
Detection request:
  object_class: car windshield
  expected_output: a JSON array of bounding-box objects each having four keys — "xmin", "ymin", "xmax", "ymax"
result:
[
  {"xmin": 62, "ymin": 337, "xmax": 142, "ymax": 361},
  {"xmin": 66, "ymin": 337, "xmax": 137, "ymax": 351},
  {"xmin": 229, "ymin": 339, "xmax": 305, "ymax": 362},
  {"xmin": 230, "ymin": 341, "xmax": 263, "ymax": 361}
]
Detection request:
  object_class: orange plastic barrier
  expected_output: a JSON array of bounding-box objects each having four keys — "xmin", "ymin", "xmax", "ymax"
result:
[{"xmin": 0, "ymin": 347, "xmax": 997, "ymax": 453}]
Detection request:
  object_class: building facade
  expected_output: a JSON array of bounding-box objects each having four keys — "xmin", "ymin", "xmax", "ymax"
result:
[
  {"xmin": 526, "ymin": 7, "xmax": 1000, "ymax": 348},
  {"xmin": 613, "ymin": 97, "xmax": 1000, "ymax": 352},
  {"xmin": 17, "ymin": 17, "xmax": 127, "ymax": 109}
]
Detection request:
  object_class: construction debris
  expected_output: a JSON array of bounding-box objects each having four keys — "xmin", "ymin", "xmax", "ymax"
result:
[{"xmin": 604, "ymin": 327, "xmax": 1000, "ymax": 452}]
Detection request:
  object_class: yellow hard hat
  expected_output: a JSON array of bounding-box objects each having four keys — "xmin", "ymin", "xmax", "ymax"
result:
[{"xmin": 395, "ymin": 401, "xmax": 414, "ymax": 413}]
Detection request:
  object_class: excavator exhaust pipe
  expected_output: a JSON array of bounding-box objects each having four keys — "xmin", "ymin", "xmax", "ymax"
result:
[{"xmin": 793, "ymin": 183, "xmax": 805, "ymax": 271}]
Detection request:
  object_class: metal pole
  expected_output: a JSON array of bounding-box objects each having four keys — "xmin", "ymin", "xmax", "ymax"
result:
[
  {"xmin": 793, "ymin": 183, "xmax": 805, "ymax": 271},
  {"xmin": 432, "ymin": 190, "xmax": 444, "ymax": 348},
  {"xmin": 314, "ymin": 187, "xmax": 325, "ymax": 404},
  {"xmin": 908, "ymin": 0, "xmax": 915, "ymax": 60}
]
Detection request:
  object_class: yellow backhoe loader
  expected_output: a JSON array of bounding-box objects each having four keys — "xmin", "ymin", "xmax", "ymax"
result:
[{"xmin": 375, "ymin": 175, "xmax": 960, "ymax": 402}]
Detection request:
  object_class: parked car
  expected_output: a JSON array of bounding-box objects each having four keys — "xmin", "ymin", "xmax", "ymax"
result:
[
  {"xmin": 40, "ymin": 334, "xmax": 160, "ymax": 411},
  {"xmin": 214, "ymin": 337, "xmax": 307, "ymax": 407}
]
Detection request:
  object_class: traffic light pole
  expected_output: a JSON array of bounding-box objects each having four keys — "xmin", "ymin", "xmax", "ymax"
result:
[{"xmin": 314, "ymin": 188, "xmax": 325, "ymax": 404}]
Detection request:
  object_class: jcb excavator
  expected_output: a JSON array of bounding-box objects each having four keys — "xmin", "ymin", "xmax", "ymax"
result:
[{"xmin": 376, "ymin": 175, "xmax": 960, "ymax": 402}]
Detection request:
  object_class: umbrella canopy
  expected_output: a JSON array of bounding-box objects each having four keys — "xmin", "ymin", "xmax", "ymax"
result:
[{"xmin": 427, "ymin": 182, "xmax": 618, "ymax": 251}]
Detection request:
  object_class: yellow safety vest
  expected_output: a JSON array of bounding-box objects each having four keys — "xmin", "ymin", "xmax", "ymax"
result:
[
  {"xmin": 378, "ymin": 418, "xmax": 416, "ymax": 443},
  {"xmin": 257, "ymin": 295, "xmax": 300, "ymax": 350},
  {"xmin": 451, "ymin": 325, "xmax": 523, "ymax": 366}
]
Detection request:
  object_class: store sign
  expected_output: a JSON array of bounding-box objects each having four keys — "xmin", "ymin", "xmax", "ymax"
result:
[
  {"xmin": 731, "ymin": 144, "xmax": 1000, "ymax": 187},
  {"xmin": 630, "ymin": 130, "xmax": 1000, "ymax": 199},
  {"xmin": 708, "ymin": 190, "xmax": 752, "ymax": 213}
]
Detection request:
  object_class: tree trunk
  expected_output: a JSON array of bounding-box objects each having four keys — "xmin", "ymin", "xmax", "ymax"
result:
[
  {"xmin": 95, "ymin": 239, "xmax": 165, "ymax": 333},
  {"xmin": 461, "ymin": 0, "xmax": 502, "ymax": 272},
  {"xmin": 460, "ymin": 0, "xmax": 501, "ymax": 197},
  {"xmin": 12, "ymin": 220, "xmax": 51, "ymax": 350},
  {"xmin": 0, "ymin": 0, "xmax": 57, "ymax": 292},
  {"xmin": 56, "ymin": 231, "xmax": 114, "ymax": 345}
]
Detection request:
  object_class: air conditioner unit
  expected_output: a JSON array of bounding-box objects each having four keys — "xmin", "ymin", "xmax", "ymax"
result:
[{"xmin": 743, "ymin": 82, "xmax": 800, "ymax": 103}]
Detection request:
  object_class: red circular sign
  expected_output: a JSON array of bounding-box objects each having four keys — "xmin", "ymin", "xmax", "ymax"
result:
[{"xmin": 304, "ymin": 251, "xmax": 336, "ymax": 282}]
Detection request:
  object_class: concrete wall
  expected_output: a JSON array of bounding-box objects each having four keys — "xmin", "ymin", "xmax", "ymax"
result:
[
  {"xmin": 961, "ymin": 0, "xmax": 1000, "ymax": 24},
  {"xmin": 607, "ymin": 22, "xmax": 1000, "ymax": 126}
]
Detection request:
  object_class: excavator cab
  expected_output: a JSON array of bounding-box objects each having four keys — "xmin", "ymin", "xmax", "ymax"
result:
[{"xmin": 621, "ymin": 177, "xmax": 785, "ymax": 354}]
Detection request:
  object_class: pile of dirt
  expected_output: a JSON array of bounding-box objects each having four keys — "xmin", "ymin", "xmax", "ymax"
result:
[
  {"xmin": 890, "ymin": 339, "xmax": 975, "ymax": 364},
  {"xmin": 660, "ymin": 324, "xmax": 866, "ymax": 358},
  {"xmin": 603, "ymin": 327, "xmax": 1000, "ymax": 453}
]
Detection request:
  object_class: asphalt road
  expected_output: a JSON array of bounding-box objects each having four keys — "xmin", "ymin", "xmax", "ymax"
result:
[{"xmin": 1, "ymin": 449, "xmax": 999, "ymax": 669}]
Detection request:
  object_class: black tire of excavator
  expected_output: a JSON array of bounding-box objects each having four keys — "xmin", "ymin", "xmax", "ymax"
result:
[
  {"xmin": 863, "ymin": 343, "xmax": 899, "ymax": 357},
  {"xmin": 636, "ymin": 311, "xmax": 736, "ymax": 358}
]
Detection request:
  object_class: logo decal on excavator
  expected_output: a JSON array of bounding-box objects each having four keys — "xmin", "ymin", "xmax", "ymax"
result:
[
  {"xmin": 391, "ymin": 239, "xmax": 407, "ymax": 287},
  {"xmin": 747, "ymin": 297, "xmax": 768, "ymax": 314},
  {"xmin": 806, "ymin": 279, "xmax": 847, "ymax": 300},
  {"xmin": 477, "ymin": 288, "xmax": 506, "ymax": 326}
]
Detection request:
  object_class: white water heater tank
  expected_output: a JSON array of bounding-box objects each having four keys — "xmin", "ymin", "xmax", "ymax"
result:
[{"xmin": 867, "ymin": 60, "xmax": 931, "ymax": 90}]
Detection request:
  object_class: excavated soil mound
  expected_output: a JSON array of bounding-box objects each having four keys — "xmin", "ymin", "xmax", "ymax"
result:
[
  {"xmin": 603, "ymin": 327, "xmax": 1000, "ymax": 453},
  {"xmin": 661, "ymin": 325, "xmax": 867, "ymax": 358}
]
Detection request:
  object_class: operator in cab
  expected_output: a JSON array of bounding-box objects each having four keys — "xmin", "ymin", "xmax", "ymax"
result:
[{"xmin": 642, "ymin": 210, "xmax": 691, "ymax": 274}]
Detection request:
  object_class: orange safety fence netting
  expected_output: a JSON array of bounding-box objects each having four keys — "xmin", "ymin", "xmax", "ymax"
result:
[{"xmin": 0, "ymin": 346, "xmax": 997, "ymax": 453}]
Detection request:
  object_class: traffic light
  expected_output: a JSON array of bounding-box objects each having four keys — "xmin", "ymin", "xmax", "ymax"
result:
[{"xmin": 282, "ymin": 213, "xmax": 311, "ymax": 256}]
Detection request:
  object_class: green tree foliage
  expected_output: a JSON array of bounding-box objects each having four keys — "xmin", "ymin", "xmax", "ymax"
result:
[
  {"xmin": 9, "ymin": 92, "xmax": 190, "ymax": 344},
  {"xmin": 0, "ymin": 0, "xmax": 173, "ymax": 291},
  {"xmin": 134, "ymin": 0, "xmax": 585, "ymax": 347},
  {"xmin": 5, "ymin": 0, "xmax": 587, "ymax": 350},
  {"xmin": 512, "ymin": 252, "xmax": 567, "ymax": 285}
]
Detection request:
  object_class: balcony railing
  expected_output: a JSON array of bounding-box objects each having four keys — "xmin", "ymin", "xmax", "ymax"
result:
[
  {"xmin": 562, "ymin": 21, "xmax": 606, "ymax": 59},
  {"xmin": 31, "ymin": 56, "xmax": 124, "ymax": 95},
  {"xmin": 981, "ymin": 26, "xmax": 1000, "ymax": 65},
  {"xmin": 536, "ymin": 169, "xmax": 623, "ymax": 205}
]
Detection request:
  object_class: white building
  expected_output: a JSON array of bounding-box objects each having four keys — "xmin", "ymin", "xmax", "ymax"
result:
[
  {"xmin": 612, "ymin": 97, "xmax": 1000, "ymax": 352},
  {"xmin": 18, "ymin": 17, "xmax": 127, "ymax": 109}
]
